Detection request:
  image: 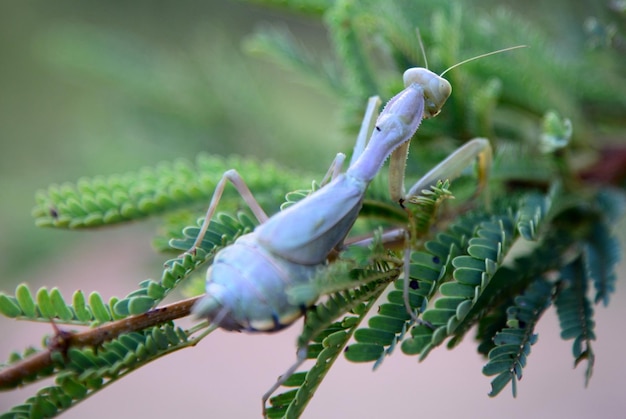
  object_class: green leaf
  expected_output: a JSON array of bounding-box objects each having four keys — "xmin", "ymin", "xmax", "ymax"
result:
[
  {"xmin": 0, "ymin": 294, "xmax": 22, "ymax": 318},
  {"xmin": 483, "ymin": 279, "xmax": 552, "ymax": 397},
  {"xmin": 434, "ymin": 297, "xmax": 466, "ymax": 310},
  {"xmin": 439, "ymin": 282, "xmax": 475, "ymax": 298},
  {"xmin": 72, "ymin": 290, "xmax": 92, "ymax": 322},
  {"xmin": 68, "ymin": 348, "xmax": 99, "ymax": 370},
  {"xmin": 555, "ymin": 256, "xmax": 596, "ymax": 386},
  {"xmin": 353, "ymin": 328, "xmax": 395, "ymax": 346},
  {"xmin": 113, "ymin": 299, "xmax": 130, "ymax": 317},
  {"xmin": 367, "ymin": 315, "xmax": 405, "ymax": 331},
  {"xmin": 421, "ymin": 309, "xmax": 455, "ymax": 325},
  {"xmin": 452, "ymin": 255, "xmax": 485, "ymax": 270},
  {"xmin": 453, "ymin": 268, "xmax": 483, "ymax": 286},
  {"xmin": 128, "ymin": 296, "xmax": 156, "ymax": 315},
  {"xmin": 49, "ymin": 288, "xmax": 74, "ymax": 321},
  {"xmin": 16, "ymin": 284, "xmax": 37, "ymax": 318},
  {"xmin": 467, "ymin": 242, "xmax": 498, "ymax": 261},
  {"xmin": 488, "ymin": 372, "xmax": 515, "ymax": 397},
  {"xmin": 344, "ymin": 343, "xmax": 384, "ymax": 362},
  {"xmin": 36, "ymin": 288, "xmax": 56, "ymax": 319},
  {"xmin": 88, "ymin": 292, "xmax": 111, "ymax": 323},
  {"xmin": 146, "ymin": 282, "xmax": 166, "ymax": 300},
  {"xmin": 483, "ymin": 360, "xmax": 514, "ymax": 376},
  {"xmin": 58, "ymin": 377, "xmax": 88, "ymax": 399}
]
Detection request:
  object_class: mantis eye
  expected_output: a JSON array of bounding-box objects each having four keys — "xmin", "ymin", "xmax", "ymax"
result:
[
  {"xmin": 402, "ymin": 67, "xmax": 452, "ymax": 119},
  {"xmin": 424, "ymin": 76, "xmax": 452, "ymax": 118}
]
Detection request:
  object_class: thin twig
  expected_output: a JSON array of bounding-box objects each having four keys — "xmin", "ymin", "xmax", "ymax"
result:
[{"xmin": 0, "ymin": 296, "xmax": 201, "ymax": 390}]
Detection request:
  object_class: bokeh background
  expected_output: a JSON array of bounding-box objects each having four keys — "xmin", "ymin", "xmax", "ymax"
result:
[{"xmin": 1, "ymin": 1, "xmax": 625, "ymax": 418}]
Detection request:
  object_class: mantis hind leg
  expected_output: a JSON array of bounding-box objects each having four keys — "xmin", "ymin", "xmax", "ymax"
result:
[
  {"xmin": 262, "ymin": 346, "xmax": 308, "ymax": 416},
  {"xmin": 186, "ymin": 169, "xmax": 269, "ymax": 254}
]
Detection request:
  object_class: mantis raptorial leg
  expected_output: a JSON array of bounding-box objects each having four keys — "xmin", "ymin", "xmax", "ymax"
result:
[
  {"xmin": 389, "ymin": 138, "xmax": 493, "ymax": 322},
  {"xmin": 405, "ymin": 137, "xmax": 492, "ymax": 199}
]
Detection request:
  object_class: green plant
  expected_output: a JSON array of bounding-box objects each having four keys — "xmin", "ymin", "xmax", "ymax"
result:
[{"xmin": 1, "ymin": 1, "xmax": 625, "ymax": 418}]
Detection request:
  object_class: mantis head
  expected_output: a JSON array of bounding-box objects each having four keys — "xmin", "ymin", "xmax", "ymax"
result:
[
  {"xmin": 403, "ymin": 68, "xmax": 451, "ymax": 119},
  {"xmin": 402, "ymin": 44, "xmax": 527, "ymax": 120}
]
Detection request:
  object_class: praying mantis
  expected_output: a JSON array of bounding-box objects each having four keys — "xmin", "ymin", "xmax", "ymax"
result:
[{"xmin": 186, "ymin": 45, "xmax": 524, "ymax": 414}]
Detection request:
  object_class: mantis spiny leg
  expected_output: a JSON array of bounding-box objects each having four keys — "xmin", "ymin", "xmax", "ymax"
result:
[
  {"xmin": 186, "ymin": 169, "xmax": 269, "ymax": 254},
  {"xmin": 398, "ymin": 138, "xmax": 493, "ymax": 322},
  {"xmin": 405, "ymin": 138, "xmax": 492, "ymax": 200}
]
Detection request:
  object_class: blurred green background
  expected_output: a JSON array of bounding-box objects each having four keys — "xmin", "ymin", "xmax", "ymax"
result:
[{"xmin": 1, "ymin": 1, "xmax": 625, "ymax": 417}]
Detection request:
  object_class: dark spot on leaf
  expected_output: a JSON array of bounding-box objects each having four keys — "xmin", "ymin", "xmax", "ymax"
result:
[
  {"xmin": 50, "ymin": 207, "xmax": 58, "ymax": 218},
  {"xmin": 409, "ymin": 279, "xmax": 419, "ymax": 290},
  {"xmin": 432, "ymin": 256, "xmax": 440, "ymax": 264},
  {"xmin": 375, "ymin": 126, "xmax": 381, "ymax": 131},
  {"xmin": 344, "ymin": 346, "xmax": 349, "ymax": 352}
]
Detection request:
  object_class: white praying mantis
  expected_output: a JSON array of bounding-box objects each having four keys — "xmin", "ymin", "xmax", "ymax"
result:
[{"xmin": 186, "ymin": 44, "xmax": 525, "ymax": 414}]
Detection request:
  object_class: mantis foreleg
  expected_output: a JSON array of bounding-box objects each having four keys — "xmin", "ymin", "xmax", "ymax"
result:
[
  {"xmin": 405, "ymin": 138, "xmax": 492, "ymax": 199},
  {"xmin": 391, "ymin": 137, "xmax": 493, "ymax": 321}
]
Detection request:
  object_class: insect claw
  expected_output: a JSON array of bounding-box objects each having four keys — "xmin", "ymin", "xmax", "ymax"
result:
[
  {"xmin": 417, "ymin": 317, "xmax": 435, "ymax": 330},
  {"xmin": 178, "ymin": 246, "xmax": 199, "ymax": 261},
  {"xmin": 406, "ymin": 309, "xmax": 434, "ymax": 330}
]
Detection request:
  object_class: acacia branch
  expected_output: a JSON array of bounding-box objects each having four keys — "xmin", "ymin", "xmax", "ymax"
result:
[{"xmin": 0, "ymin": 295, "xmax": 201, "ymax": 390}]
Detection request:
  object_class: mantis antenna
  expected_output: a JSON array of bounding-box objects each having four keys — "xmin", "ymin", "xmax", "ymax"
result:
[
  {"xmin": 415, "ymin": 28, "xmax": 429, "ymax": 69},
  {"xmin": 439, "ymin": 45, "xmax": 528, "ymax": 77}
]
